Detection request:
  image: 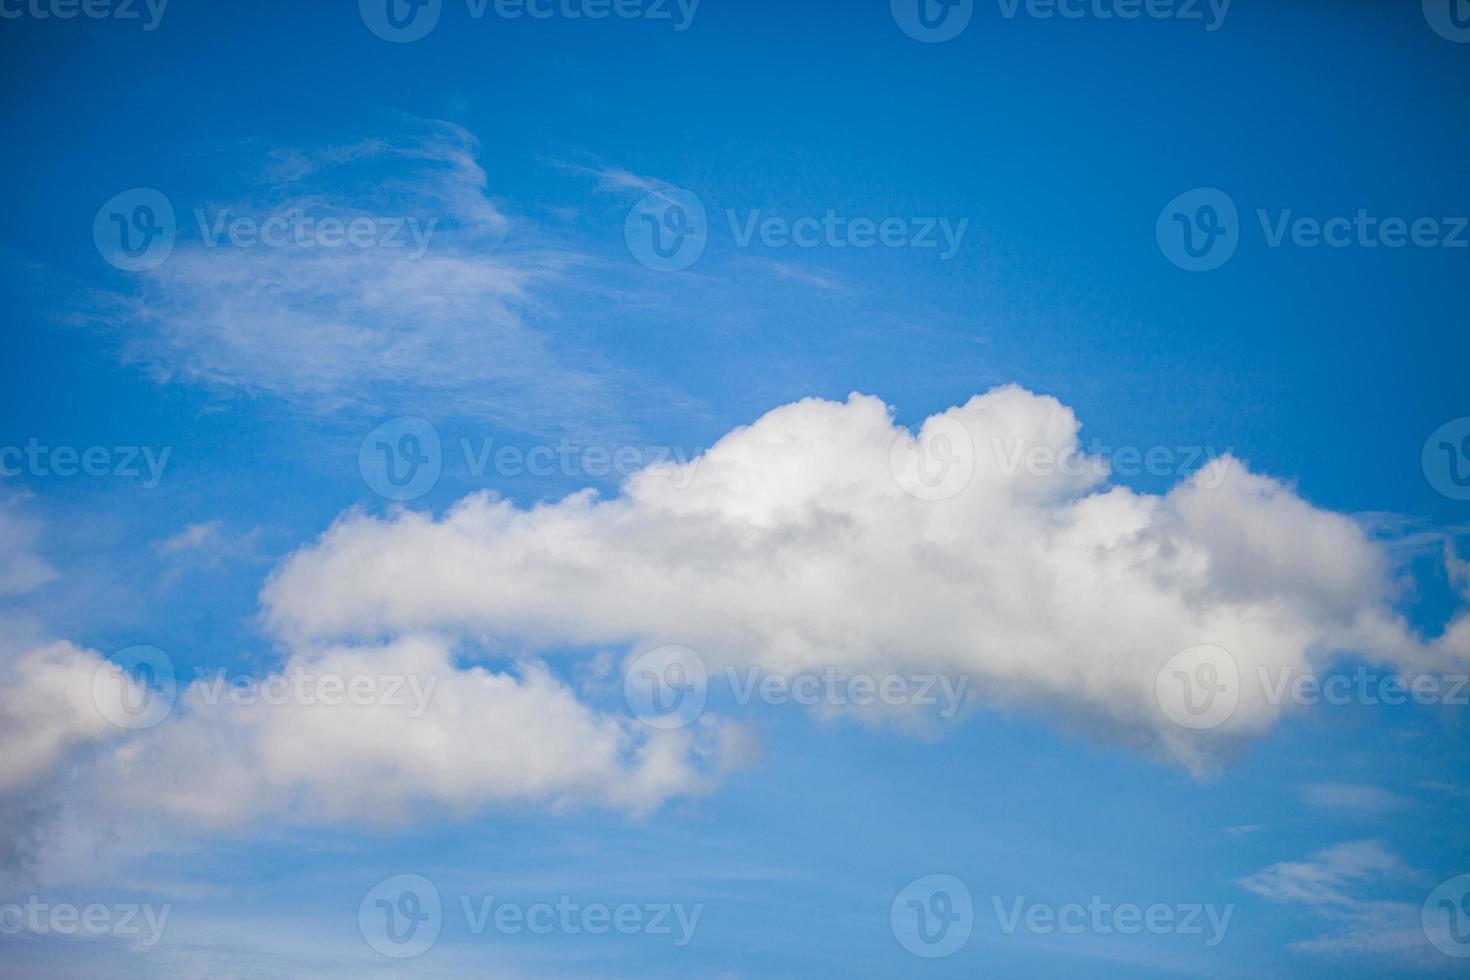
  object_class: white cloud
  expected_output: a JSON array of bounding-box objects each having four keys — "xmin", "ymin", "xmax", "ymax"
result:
[
  {"xmin": 0, "ymin": 641, "xmax": 128, "ymax": 792},
  {"xmin": 96, "ymin": 636, "xmax": 740, "ymax": 829},
  {"xmin": 261, "ymin": 385, "xmax": 1470, "ymax": 771}
]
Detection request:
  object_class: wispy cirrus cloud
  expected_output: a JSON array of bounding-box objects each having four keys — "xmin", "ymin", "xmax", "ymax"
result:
[
  {"xmin": 1238, "ymin": 840, "xmax": 1448, "ymax": 967},
  {"xmin": 85, "ymin": 121, "xmax": 656, "ymax": 437}
]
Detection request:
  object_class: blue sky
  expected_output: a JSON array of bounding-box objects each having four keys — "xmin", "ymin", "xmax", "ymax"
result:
[{"xmin": 2, "ymin": 0, "xmax": 1469, "ymax": 977}]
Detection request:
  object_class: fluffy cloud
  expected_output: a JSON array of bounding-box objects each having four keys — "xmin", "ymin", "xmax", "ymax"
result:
[
  {"xmin": 96, "ymin": 636, "xmax": 740, "ymax": 829},
  {"xmin": 264, "ymin": 385, "xmax": 1469, "ymax": 769},
  {"xmin": 0, "ymin": 505, "xmax": 740, "ymax": 883}
]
